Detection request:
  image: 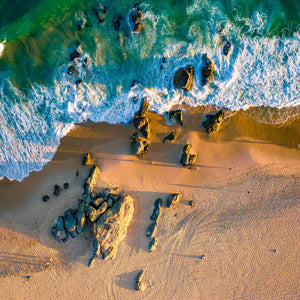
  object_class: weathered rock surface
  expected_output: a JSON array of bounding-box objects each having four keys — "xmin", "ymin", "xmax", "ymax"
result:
[
  {"xmin": 170, "ymin": 110, "xmax": 183, "ymax": 126},
  {"xmin": 51, "ymin": 216, "xmax": 69, "ymax": 244},
  {"xmin": 167, "ymin": 193, "xmax": 182, "ymax": 208},
  {"xmin": 163, "ymin": 131, "xmax": 177, "ymax": 144},
  {"xmin": 202, "ymin": 110, "xmax": 224, "ymax": 133},
  {"xmin": 173, "ymin": 65, "xmax": 194, "ymax": 91},
  {"xmin": 135, "ymin": 270, "xmax": 146, "ymax": 291},
  {"xmin": 93, "ymin": 194, "xmax": 135, "ymax": 260},
  {"xmin": 131, "ymin": 133, "xmax": 149, "ymax": 157},
  {"xmin": 201, "ymin": 54, "xmax": 214, "ymax": 86},
  {"xmin": 149, "ymin": 237, "xmax": 158, "ymax": 253}
]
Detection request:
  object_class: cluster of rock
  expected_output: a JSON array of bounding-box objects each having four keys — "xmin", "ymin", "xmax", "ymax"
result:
[
  {"xmin": 42, "ymin": 182, "xmax": 69, "ymax": 202},
  {"xmin": 146, "ymin": 199, "xmax": 162, "ymax": 253},
  {"xmin": 130, "ymin": 3, "xmax": 143, "ymax": 32},
  {"xmin": 202, "ymin": 110, "xmax": 225, "ymax": 133},
  {"xmin": 180, "ymin": 144, "xmax": 197, "ymax": 168},
  {"xmin": 173, "ymin": 65, "xmax": 194, "ymax": 91},
  {"xmin": 51, "ymin": 162, "xmax": 135, "ymax": 266},
  {"xmin": 131, "ymin": 100, "xmax": 151, "ymax": 156}
]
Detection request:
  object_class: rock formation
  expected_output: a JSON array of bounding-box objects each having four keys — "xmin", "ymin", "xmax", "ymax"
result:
[
  {"xmin": 201, "ymin": 54, "xmax": 214, "ymax": 86},
  {"xmin": 163, "ymin": 131, "xmax": 177, "ymax": 144},
  {"xmin": 134, "ymin": 100, "xmax": 151, "ymax": 138},
  {"xmin": 169, "ymin": 110, "xmax": 183, "ymax": 126},
  {"xmin": 166, "ymin": 193, "xmax": 182, "ymax": 208},
  {"xmin": 135, "ymin": 270, "xmax": 146, "ymax": 291},
  {"xmin": 173, "ymin": 65, "xmax": 194, "ymax": 91},
  {"xmin": 131, "ymin": 133, "xmax": 149, "ymax": 157},
  {"xmin": 180, "ymin": 144, "xmax": 197, "ymax": 168},
  {"xmin": 202, "ymin": 110, "xmax": 224, "ymax": 133}
]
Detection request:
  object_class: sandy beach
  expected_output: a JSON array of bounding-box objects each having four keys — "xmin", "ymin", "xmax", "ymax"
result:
[{"xmin": 0, "ymin": 106, "xmax": 299, "ymax": 299}]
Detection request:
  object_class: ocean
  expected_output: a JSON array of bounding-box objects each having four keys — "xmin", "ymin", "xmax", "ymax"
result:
[{"xmin": 0, "ymin": 0, "xmax": 299, "ymax": 181}]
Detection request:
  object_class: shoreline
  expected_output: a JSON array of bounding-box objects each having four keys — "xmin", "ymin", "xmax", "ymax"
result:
[{"xmin": 0, "ymin": 106, "xmax": 299, "ymax": 299}]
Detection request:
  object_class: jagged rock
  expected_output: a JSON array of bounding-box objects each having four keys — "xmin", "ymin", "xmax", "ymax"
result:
[
  {"xmin": 222, "ymin": 40, "xmax": 231, "ymax": 56},
  {"xmin": 102, "ymin": 187, "xmax": 120, "ymax": 198},
  {"xmin": 170, "ymin": 110, "xmax": 183, "ymax": 126},
  {"xmin": 202, "ymin": 110, "xmax": 224, "ymax": 133},
  {"xmin": 98, "ymin": 201, "xmax": 108, "ymax": 215},
  {"xmin": 146, "ymin": 222, "xmax": 158, "ymax": 238},
  {"xmin": 92, "ymin": 197, "xmax": 104, "ymax": 208},
  {"xmin": 135, "ymin": 270, "xmax": 146, "ymax": 291},
  {"xmin": 84, "ymin": 165, "xmax": 101, "ymax": 193},
  {"xmin": 82, "ymin": 152, "xmax": 92, "ymax": 165},
  {"xmin": 87, "ymin": 205, "xmax": 102, "ymax": 223},
  {"xmin": 93, "ymin": 195, "xmax": 134, "ymax": 260},
  {"xmin": 201, "ymin": 54, "xmax": 214, "ymax": 86},
  {"xmin": 67, "ymin": 66, "xmax": 79, "ymax": 76},
  {"xmin": 64, "ymin": 210, "xmax": 77, "ymax": 238},
  {"xmin": 149, "ymin": 237, "xmax": 158, "ymax": 253},
  {"xmin": 131, "ymin": 3, "xmax": 143, "ymax": 32},
  {"xmin": 163, "ymin": 131, "xmax": 177, "ymax": 144},
  {"xmin": 51, "ymin": 216, "xmax": 69, "ymax": 244},
  {"xmin": 54, "ymin": 185, "xmax": 61, "ymax": 196},
  {"xmin": 189, "ymin": 154, "xmax": 197, "ymax": 167},
  {"xmin": 42, "ymin": 195, "xmax": 49, "ymax": 202},
  {"xmin": 167, "ymin": 193, "xmax": 182, "ymax": 208},
  {"xmin": 173, "ymin": 65, "xmax": 194, "ymax": 91},
  {"xmin": 131, "ymin": 133, "xmax": 149, "ymax": 157},
  {"xmin": 150, "ymin": 199, "xmax": 162, "ymax": 222}
]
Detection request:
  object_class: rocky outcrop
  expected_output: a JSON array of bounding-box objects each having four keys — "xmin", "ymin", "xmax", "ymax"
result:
[
  {"xmin": 169, "ymin": 110, "xmax": 183, "ymax": 126},
  {"xmin": 130, "ymin": 3, "xmax": 143, "ymax": 32},
  {"xmin": 131, "ymin": 133, "xmax": 149, "ymax": 157},
  {"xmin": 173, "ymin": 65, "xmax": 194, "ymax": 91},
  {"xmin": 92, "ymin": 194, "xmax": 134, "ymax": 260},
  {"xmin": 201, "ymin": 54, "xmax": 214, "ymax": 86},
  {"xmin": 167, "ymin": 193, "xmax": 182, "ymax": 208},
  {"xmin": 51, "ymin": 163, "xmax": 135, "ymax": 265},
  {"xmin": 82, "ymin": 152, "xmax": 93, "ymax": 166},
  {"xmin": 180, "ymin": 144, "xmax": 197, "ymax": 168},
  {"xmin": 149, "ymin": 237, "xmax": 158, "ymax": 253},
  {"xmin": 163, "ymin": 131, "xmax": 177, "ymax": 144},
  {"xmin": 202, "ymin": 110, "xmax": 224, "ymax": 133},
  {"xmin": 134, "ymin": 100, "xmax": 151, "ymax": 138},
  {"xmin": 135, "ymin": 270, "xmax": 146, "ymax": 291}
]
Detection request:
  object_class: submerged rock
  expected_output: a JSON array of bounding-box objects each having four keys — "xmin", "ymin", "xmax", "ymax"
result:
[
  {"xmin": 163, "ymin": 131, "xmax": 177, "ymax": 144},
  {"xmin": 202, "ymin": 110, "xmax": 225, "ymax": 133},
  {"xmin": 135, "ymin": 270, "xmax": 146, "ymax": 291},
  {"xmin": 222, "ymin": 40, "xmax": 231, "ymax": 56},
  {"xmin": 173, "ymin": 65, "xmax": 194, "ymax": 91},
  {"xmin": 169, "ymin": 110, "xmax": 183, "ymax": 126},
  {"xmin": 201, "ymin": 54, "xmax": 214, "ymax": 86},
  {"xmin": 167, "ymin": 193, "xmax": 182, "ymax": 208},
  {"xmin": 130, "ymin": 3, "xmax": 143, "ymax": 32}
]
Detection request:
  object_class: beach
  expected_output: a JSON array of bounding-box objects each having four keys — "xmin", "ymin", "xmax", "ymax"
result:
[{"xmin": 0, "ymin": 106, "xmax": 299, "ymax": 299}]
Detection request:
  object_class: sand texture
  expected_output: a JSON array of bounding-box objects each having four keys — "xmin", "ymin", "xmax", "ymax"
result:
[{"xmin": 0, "ymin": 107, "xmax": 299, "ymax": 299}]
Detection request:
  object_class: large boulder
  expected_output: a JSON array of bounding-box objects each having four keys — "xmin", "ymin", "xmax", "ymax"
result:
[
  {"xmin": 131, "ymin": 133, "xmax": 149, "ymax": 157},
  {"xmin": 202, "ymin": 110, "xmax": 224, "ymax": 133},
  {"xmin": 93, "ymin": 194, "xmax": 135, "ymax": 260},
  {"xmin": 201, "ymin": 54, "xmax": 214, "ymax": 86},
  {"xmin": 173, "ymin": 65, "xmax": 194, "ymax": 91}
]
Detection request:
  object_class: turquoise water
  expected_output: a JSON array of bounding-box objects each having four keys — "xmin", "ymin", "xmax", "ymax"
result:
[{"xmin": 0, "ymin": 0, "xmax": 299, "ymax": 180}]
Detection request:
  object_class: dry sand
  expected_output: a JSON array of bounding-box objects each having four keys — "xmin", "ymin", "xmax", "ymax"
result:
[{"xmin": 0, "ymin": 106, "xmax": 299, "ymax": 299}]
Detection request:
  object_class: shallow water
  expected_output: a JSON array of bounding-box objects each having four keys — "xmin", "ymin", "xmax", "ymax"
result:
[{"xmin": 0, "ymin": 0, "xmax": 299, "ymax": 180}]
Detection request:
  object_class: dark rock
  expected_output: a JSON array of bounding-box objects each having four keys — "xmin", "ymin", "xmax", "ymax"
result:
[
  {"xmin": 67, "ymin": 66, "xmax": 79, "ymax": 76},
  {"xmin": 42, "ymin": 195, "xmax": 49, "ymax": 202},
  {"xmin": 63, "ymin": 183, "xmax": 69, "ymax": 189},
  {"xmin": 170, "ymin": 110, "xmax": 183, "ymax": 126},
  {"xmin": 74, "ymin": 203, "xmax": 87, "ymax": 234},
  {"xmin": 92, "ymin": 237, "xmax": 101, "ymax": 257},
  {"xmin": 167, "ymin": 193, "xmax": 182, "ymax": 208},
  {"xmin": 131, "ymin": 133, "xmax": 149, "ymax": 157},
  {"xmin": 163, "ymin": 131, "xmax": 177, "ymax": 144},
  {"xmin": 173, "ymin": 65, "xmax": 194, "ymax": 91},
  {"xmin": 102, "ymin": 187, "xmax": 120, "ymax": 198},
  {"xmin": 98, "ymin": 201, "xmax": 108, "ymax": 215},
  {"xmin": 88, "ymin": 256, "xmax": 96, "ymax": 267},
  {"xmin": 107, "ymin": 198, "xmax": 113, "ymax": 208},
  {"xmin": 51, "ymin": 216, "xmax": 69, "ymax": 244},
  {"xmin": 202, "ymin": 110, "xmax": 224, "ymax": 133},
  {"xmin": 134, "ymin": 22, "xmax": 143, "ymax": 32},
  {"xmin": 189, "ymin": 200, "xmax": 195, "ymax": 207},
  {"xmin": 183, "ymin": 144, "xmax": 191, "ymax": 153},
  {"xmin": 82, "ymin": 152, "xmax": 92, "ymax": 165},
  {"xmin": 130, "ymin": 4, "xmax": 143, "ymax": 32},
  {"xmin": 75, "ymin": 79, "xmax": 82, "ymax": 86},
  {"xmin": 54, "ymin": 185, "xmax": 61, "ymax": 196},
  {"xmin": 201, "ymin": 54, "xmax": 214, "ymax": 86},
  {"xmin": 222, "ymin": 40, "xmax": 231, "ymax": 56},
  {"xmin": 102, "ymin": 246, "xmax": 115, "ymax": 260},
  {"xmin": 76, "ymin": 170, "xmax": 79, "ymax": 177},
  {"xmin": 180, "ymin": 152, "xmax": 190, "ymax": 166},
  {"xmin": 114, "ymin": 16, "xmax": 122, "ymax": 30},
  {"xmin": 180, "ymin": 144, "xmax": 196, "ymax": 167},
  {"xmin": 146, "ymin": 222, "xmax": 158, "ymax": 238},
  {"xmin": 70, "ymin": 50, "xmax": 81, "ymax": 61},
  {"xmin": 135, "ymin": 270, "xmax": 146, "ymax": 291},
  {"xmin": 64, "ymin": 210, "xmax": 77, "ymax": 238},
  {"xmin": 150, "ymin": 199, "xmax": 162, "ymax": 222},
  {"xmin": 92, "ymin": 197, "xmax": 104, "ymax": 208},
  {"xmin": 189, "ymin": 154, "xmax": 197, "ymax": 167},
  {"xmin": 149, "ymin": 237, "xmax": 158, "ymax": 253},
  {"xmin": 134, "ymin": 100, "xmax": 150, "ymax": 138}
]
